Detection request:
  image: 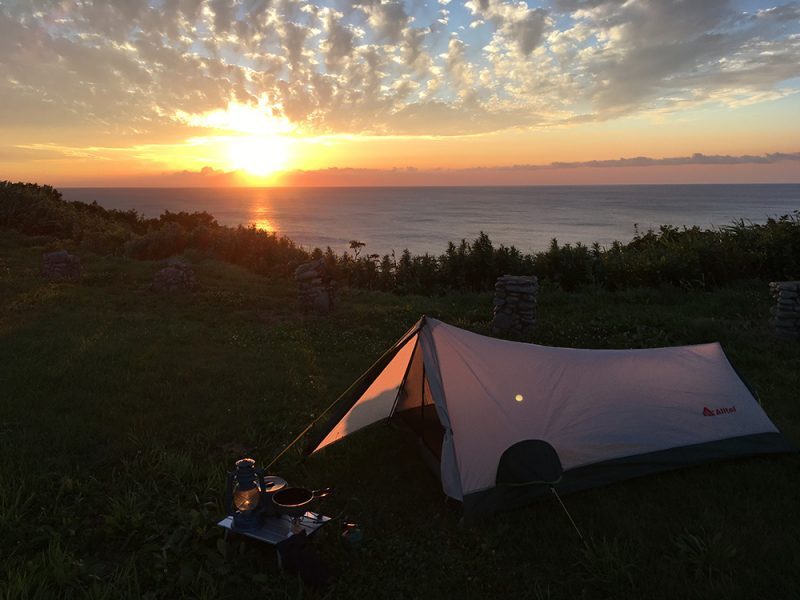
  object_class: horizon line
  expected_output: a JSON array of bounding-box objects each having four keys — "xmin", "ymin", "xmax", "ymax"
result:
[{"xmin": 54, "ymin": 181, "xmax": 800, "ymax": 189}]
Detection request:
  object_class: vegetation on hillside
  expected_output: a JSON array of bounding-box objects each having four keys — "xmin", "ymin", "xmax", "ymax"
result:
[
  {"xmin": 1, "ymin": 182, "xmax": 798, "ymax": 597},
  {"xmin": 2, "ymin": 181, "xmax": 798, "ymax": 295},
  {"xmin": 0, "ymin": 229, "xmax": 798, "ymax": 598},
  {"xmin": 0, "ymin": 181, "xmax": 308, "ymax": 277}
]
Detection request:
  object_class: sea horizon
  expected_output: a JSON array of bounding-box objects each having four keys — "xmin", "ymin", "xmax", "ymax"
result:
[{"xmin": 59, "ymin": 182, "xmax": 800, "ymax": 189}]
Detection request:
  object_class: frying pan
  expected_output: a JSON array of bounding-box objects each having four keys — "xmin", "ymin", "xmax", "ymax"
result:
[{"xmin": 272, "ymin": 486, "xmax": 333, "ymax": 518}]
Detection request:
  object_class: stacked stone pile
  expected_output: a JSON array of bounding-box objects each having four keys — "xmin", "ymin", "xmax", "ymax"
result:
[
  {"xmin": 770, "ymin": 281, "xmax": 800, "ymax": 339},
  {"xmin": 42, "ymin": 250, "xmax": 81, "ymax": 281},
  {"xmin": 295, "ymin": 258, "xmax": 336, "ymax": 315},
  {"xmin": 491, "ymin": 274, "xmax": 538, "ymax": 337},
  {"xmin": 150, "ymin": 261, "xmax": 198, "ymax": 293}
]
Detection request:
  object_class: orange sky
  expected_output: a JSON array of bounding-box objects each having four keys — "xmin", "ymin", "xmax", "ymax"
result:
[{"xmin": 1, "ymin": 0, "xmax": 799, "ymax": 186}]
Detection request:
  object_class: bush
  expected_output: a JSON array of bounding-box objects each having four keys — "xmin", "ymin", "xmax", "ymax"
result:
[
  {"xmin": 0, "ymin": 181, "xmax": 71, "ymax": 237},
  {"xmin": 125, "ymin": 222, "xmax": 189, "ymax": 260}
]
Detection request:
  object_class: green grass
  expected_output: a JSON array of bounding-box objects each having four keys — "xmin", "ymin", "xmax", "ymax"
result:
[{"xmin": 1, "ymin": 227, "xmax": 799, "ymax": 599}]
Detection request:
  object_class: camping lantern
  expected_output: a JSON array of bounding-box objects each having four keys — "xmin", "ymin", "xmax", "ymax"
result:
[{"xmin": 225, "ymin": 458, "xmax": 264, "ymax": 530}]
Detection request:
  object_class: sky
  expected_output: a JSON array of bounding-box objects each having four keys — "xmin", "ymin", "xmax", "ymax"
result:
[{"xmin": 1, "ymin": 0, "xmax": 799, "ymax": 186}]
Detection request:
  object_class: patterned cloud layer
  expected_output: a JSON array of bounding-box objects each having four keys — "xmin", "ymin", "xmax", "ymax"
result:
[{"xmin": 2, "ymin": 0, "xmax": 799, "ymax": 139}]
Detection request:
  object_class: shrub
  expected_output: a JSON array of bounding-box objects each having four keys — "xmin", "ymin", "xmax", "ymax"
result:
[{"xmin": 125, "ymin": 222, "xmax": 189, "ymax": 260}]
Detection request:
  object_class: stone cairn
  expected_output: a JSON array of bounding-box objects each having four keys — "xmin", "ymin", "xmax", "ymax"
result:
[
  {"xmin": 491, "ymin": 274, "xmax": 538, "ymax": 337},
  {"xmin": 150, "ymin": 261, "xmax": 198, "ymax": 293},
  {"xmin": 42, "ymin": 250, "xmax": 81, "ymax": 282},
  {"xmin": 294, "ymin": 258, "xmax": 336, "ymax": 315},
  {"xmin": 770, "ymin": 281, "xmax": 800, "ymax": 339}
]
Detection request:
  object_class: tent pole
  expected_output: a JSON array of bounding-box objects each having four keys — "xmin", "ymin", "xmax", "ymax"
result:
[{"xmin": 549, "ymin": 486, "xmax": 585, "ymax": 545}]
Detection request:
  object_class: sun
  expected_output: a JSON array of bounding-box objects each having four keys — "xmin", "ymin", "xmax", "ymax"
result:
[
  {"xmin": 227, "ymin": 136, "xmax": 290, "ymax": 177},
  {"xmin": 175, "ymin": 99, "xmax": 297, "ymax": 179}
]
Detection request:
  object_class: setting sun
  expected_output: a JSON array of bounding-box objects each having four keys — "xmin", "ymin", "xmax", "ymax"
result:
[
  {"xmin": 172, "ymin": 99, "xmax": 297, "ymax": 178},
  {"xmin": 227, "ymin": 136, "xmax": 290, "ymax": 177}
]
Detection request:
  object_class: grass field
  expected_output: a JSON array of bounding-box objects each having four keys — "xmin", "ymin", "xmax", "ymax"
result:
[{"xmin": 1, "ymin": 228, "xmax": 799, "ymax": 599}]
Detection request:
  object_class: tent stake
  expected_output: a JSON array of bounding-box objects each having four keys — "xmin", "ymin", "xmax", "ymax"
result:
[{"xmin": 549, "ymin": 486, "xmax": 585, "ymax": 545}]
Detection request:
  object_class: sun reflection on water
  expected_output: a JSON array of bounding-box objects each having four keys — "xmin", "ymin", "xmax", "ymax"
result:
[
  {"xmin": 254, "ymin": 218, "xmax": 275, "ymax": 233},
  {"xmin": 249, "ymin": 202, "xmax": 278, "ymax": 235}
]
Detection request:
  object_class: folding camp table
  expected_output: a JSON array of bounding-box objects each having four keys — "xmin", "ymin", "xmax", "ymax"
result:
[{"xmin": 217, "ymin": 512, "xmax": 331, "ymax": 545}]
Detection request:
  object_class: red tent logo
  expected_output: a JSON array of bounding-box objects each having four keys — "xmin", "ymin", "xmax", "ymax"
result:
[
  {"xmin": 703, "ymin": 407, "xmax": 715, "ymax": 416},
  {"xmin": 704, "ymin": 405, "xmax": 736, "ymax": 416}
]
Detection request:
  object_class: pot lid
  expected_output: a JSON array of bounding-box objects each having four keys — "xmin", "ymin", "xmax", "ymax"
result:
[{"xmin": 262, "ymin": 475, "xmax": 288, "ymax": 492}]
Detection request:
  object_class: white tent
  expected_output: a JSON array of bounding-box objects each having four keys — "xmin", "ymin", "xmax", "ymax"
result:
[{"xmin": 306, "ymin": 317, "xmax": 794, "ymax": 516}]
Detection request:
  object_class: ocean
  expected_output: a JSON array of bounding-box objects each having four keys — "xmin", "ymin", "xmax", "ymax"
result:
[{"xmin": 62, "ymin": 185, "xmax": 800, "ymax": 256}]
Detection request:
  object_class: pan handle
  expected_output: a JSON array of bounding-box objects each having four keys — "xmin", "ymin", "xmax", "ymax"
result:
[{"xmin": 312, "ymin": 487, "xmax": 334, "ymax": 499}]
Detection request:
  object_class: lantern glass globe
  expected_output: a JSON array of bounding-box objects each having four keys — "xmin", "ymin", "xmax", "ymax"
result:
[{"xmin": 233, "ymin": 486, "xmax": 260, "ymax": 512}]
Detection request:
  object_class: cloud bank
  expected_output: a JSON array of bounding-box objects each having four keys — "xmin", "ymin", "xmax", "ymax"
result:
[
  {"xmin": 531, "ymin": 152, "xmax": 800, "ymax": 169},
  {"xmin": 65, "ymin": 151, "xmax": 796, "ymax": 186}
]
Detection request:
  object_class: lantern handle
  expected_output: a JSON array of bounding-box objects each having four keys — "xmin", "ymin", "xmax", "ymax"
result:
[{"xmin": 255, "ymin": 466, "xmax": 265, "ymax": 484}]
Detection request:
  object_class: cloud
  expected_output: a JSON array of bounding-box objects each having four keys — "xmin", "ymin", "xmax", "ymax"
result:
[
  {"xmin": 0, "ymin": 0, "xmax": 798, "ymax": 144},
  {"xmin": 354, "ymin": 0, "xmax": 410, "ymax": 43},
  {"xmin": 320, "ymin": 8, "xmax": 355, "ymax": 70},
  {"xmin": 155, "ymin": 165, "xmax": 243, "ymax": 186},
  {"xmin": 560, "ymin": 0, "xmax": 800, "ymax": 112},
  {"xmin": 444, "ymin": 35, "xmax": 469, "ymax": 84},
  {"xmin": 402, "ymin": 26, "xmax": 432, "ymax": 73},
  {"xmin": 253, "ymin": 150, "xmax": 800, "ymax": 186},
  {"xmin": 210, "ymin": 0, "xmax": 235, "ymax": 33},
  {"xmin": 466, "ymin": 0, "xmax": 550, "ymax": 56},
  {"xmin": 25, "ymin": 147, "xmax": 797, "ymax": 186},
  {"xmin": 521, "ymin": 152, "xmax": 800, "ymax": 169},
  {"xmin": 0, "ymin": 146, "xmax": 70, "ymax": 162},
  {"xmin": 386, "ymin": 100, "xmax": 539, "ymax": 135}
]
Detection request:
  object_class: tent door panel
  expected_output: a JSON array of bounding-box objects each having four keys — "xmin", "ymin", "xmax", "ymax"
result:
[
  {"xmin": 420, "ymin": 371, "xmax": 443, "ymax": 458},
  {"xmin": 392, "ymin": 342, "xmax": 444, "ymax": 460},
  {"xmin": 394, "ymin": 405, "xmax": 445, "ymax": 460}
]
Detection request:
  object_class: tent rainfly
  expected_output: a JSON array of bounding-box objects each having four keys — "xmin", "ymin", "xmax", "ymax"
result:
[{"xmin": 305, "ymin": 317, "xmax": 795, "ymax": 516}]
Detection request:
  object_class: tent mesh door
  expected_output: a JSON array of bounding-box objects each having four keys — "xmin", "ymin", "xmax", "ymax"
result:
[{"xmin": 393, "ymin": 342, "xmax": 445, "ymax": 459}]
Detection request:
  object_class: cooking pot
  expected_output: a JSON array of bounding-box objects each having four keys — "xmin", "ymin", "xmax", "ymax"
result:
[
  {"xmin": 260, "ymin": 475, "xmax": 288, "ymax": 517},
  {"xmin": 272, "ymin": 487, "xmax": 333, "ymax": 518}
]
